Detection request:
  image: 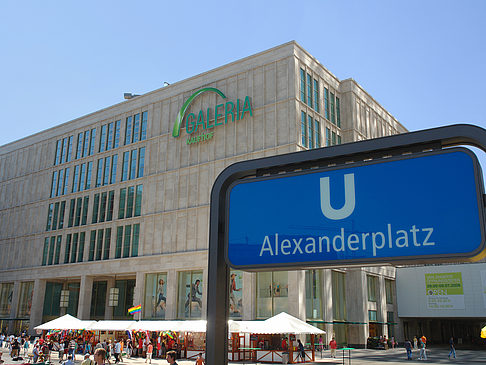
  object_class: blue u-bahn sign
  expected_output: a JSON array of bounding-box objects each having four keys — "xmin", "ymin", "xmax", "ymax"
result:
[{"xmin": 226, "ymin": 148, "xmax": 486, "ymax": 269}]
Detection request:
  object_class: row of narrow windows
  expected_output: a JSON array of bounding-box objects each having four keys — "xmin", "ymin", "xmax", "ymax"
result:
[{"xmin": 301, "ymin": 111, "xmax": 342, "ymax": 149}]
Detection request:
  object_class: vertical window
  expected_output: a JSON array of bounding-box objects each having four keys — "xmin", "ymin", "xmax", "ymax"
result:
[
  {"xmin": 332, "ymin": 271, "xmax": 346, "ymax": 321},
  {"xmin": 123, "ymin": 225, "xmax": 132, "ymax": 258},
  {"xmin": 326, "ymin": 128, "xmax": 331, "ymax": 147},
  {"xmin": 57, "ymin": 169, "xmax": 64, "ymax": 196},
  {"xmin": 103, "ymin": 228, "xmax": 111, "ymax": 260},
  {"xmin": 301, "ymin": 111, "xmax": 307, "ymax": 147},
  {"xmin": 46, "ymin": 204, "xmax": 54, "ymax": 231},
  {"xmin": 64, "ymin": 234, "xmax": 72, "ymax": 264},
  {"xmin": 81, "ymin": 196, "xmax": 89, "ymax": 225},
  {"xmin": 61, "ymin": 138, "xmax": 67, "ymax": 164},
  {"xmin": 48, "ymin": 237, "xmax": 55, "ymax": 265},
  {"xmin": 177, "ymin": 271, "xmax": 203, "ymax": 319},
  {"xmin": 125, "ymin": 116, "xmax": 132, "ymax": 145},
  {"xmin": 42, "ymin": 238, "xmax": 49, "ymax": 265},
  {"xmin": 86, "ymin": 161, "xmax": 93, "ymax": 190},
  {"xmin": 103, "ymin": 157, "xmax": 110, "ymax": 185},
  {"xmin": 300, "ymin": 68, "xmax": 306, "ymax": 102},
  {"xmin": 76, "ymin": 132, "xmax": 84, "ymax": 159},
  {"xmin": 118, "ymin": 188, "xmax": 127, "ymax": 219},
  {"xmin": 51, "ymin": 171, "xmax": 58, "ymax": 198},
  {"xmin": 324, "ymin": 88, "xmax": 330, "ymax": 120},
  {"xmin": 111, "ymin": 155, "xmax": 118, "ymax": 184},
  {"xmin": 315, "ymin": 120, "xmax": 321, "ymax": 148},
  {"xmin": 54, "ymin": 236, "xmax": 62, "ymax": 264},
  {"xmin": 92, "ymin": 194, "xmax": 100, "ymax": 224},
  {"xmin": 115, "ymin": 227, "xmax": 123, "ymax": 258},
  {"xmin": 121, "ymin": 152, "xmax": 129, "ymax": 181},
  {"xmin": 99, "ymin": 192, "xmax": 107, "ymax": 222},
  {"xmin": 337, "ymin": 135, "xmax": 342, "ymax": 145},
  {"xmin": 75, "ymin": 197, "xmax": 82, "ymax": 226},
  {"xmin": 137, "ymin": 147, "xmax": 145, "ymax": 178},
  {"xmin": 336, "ymin": 97, "xmax": 341, "ymax": 128},
  {"xmin": 89, "ymin": 231, "xmax": 96, "ymax": 261},
  {"xmin": 71, "ymin": 233, "xmax": 78, "ymax": 263},
  {"xmin": 52, "ymin": 202, "xmax": 60, "ymax": 230},
  {"xmin": 96, "ymin": 229, "xmax": 104, "ymax": 260},
  {"xmin": 129, "ymin": 149, "xmax": 138, "ymax": 180},
  {"xmin": 305, "ymin": 269, "xmax": 322, "ymax": 319},
  {"xmin": 68, "ymin": 199, "xmax": 75, "ymax": 227},
  {"xmin": 140, "ymin": 112, "xmax": 148, "ymax": 141},
  {"xmin": 313, "ymin": 79, "xmax": 319, "ymax": 113},
  {"xmin": 114, "ymin": 120, "xmax": 121, "ymax": 148},
  {"xmin": 79, "ymin": 163, "xmax": 86, "ymax": 191},
  {"xmin": 256, "ymin": 271, "xmax": 288, "ymax": 318},
  {"xmin": 385, "ymin": 279, "xmax": 394, "ymax": 304},
  {"xmin": 126, "ymin": 186, "xmax": 135, "ymax": 218},
  {"xmin": 66, "ymin": 136, "xmax": 73, "ymax": 162},
  {"xmin": 63, "ymin": 168, "xmax": 70, "ymax": 195},
  {"xmin": 83, "ymin": 130, "xmax": 90, "ymax": 158},
  {"xmin": 72, "ymin": 165, "xmax": 80, "ymax": 193},
  {"xmin": 367, "ymin": 275, "xmax": 377, "ymax": 302},
  {"xmin": 106, "ymin": 122, "xmax": 114, "ymax": 151},
  {"xmin": 89, "ymin": 128, "xmax": 96, "ymax": 155},
  {"xmin": 307, "ymin": 73, "xmax": 313, "ymax": 107},
  {"xmin": 78, "ymin": 232, "xmax": 85, "ymax": 262},
  {"xmin": 332, "ymin": 131, "xmax": 337, "ymax": 146},
  {"xmin": 107, "ymin": 190, "xmax": 115, "ymax": 221},
  {"xmin": 54, "ymin": 140, "xmax": 61, "ymax": 165},
  {"xmin": 133, "ymin": 113, "xmax": 140, "ymax": 143},
  {"xmin": 330, "ymin": 93, "xmax": 336, "ymax": 125},
  {"xmin": 134, "ymin": 185, "xmax": 143, "ymax": 216},
  {"xmin": 132, "ymin": 224, "xmax": 139, "ymax": 257},
  {"xmin": 96, "ymin": 159, "xmax": 103, "ymax": 187},
  {"xmin": 308, "ymin": 115, "xmax": 314, "ymax": 149},
  {"xmin": 58, "ymin": 201, "xmax": 66, "ymax": 229},
  {"xmin": 99, "ymin": 125, "xmax": 107, "ymax": 153},
  {"xmin": 144, "ymin": 273, "xmax": 167, "ymax": 319}
]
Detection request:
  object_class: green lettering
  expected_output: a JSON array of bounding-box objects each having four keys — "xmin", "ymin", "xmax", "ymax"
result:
[
  {"xmin": 206, "ymin": 107, "xmax": 214, "ymax": 129},
  {"xmin": 236, "ymin": 99, "xmax": 240, "ymax": 121},
  {"xmin": 224, "ymin": 101, "xmax": 235, "ymax": 124},
  {"xmin": 186, "ymin": 113, "xmax": 196, "ymax": 134},
  {"xmin": 195, "ymin": 110, "xmax": 206, "ymax": 133},
  {"xmin": 241, "ymin": 96, "xmax": 252, "ymax": 119},
  {"xmin": 214, "ymin": 104, "xmax": 224, "ymax": 126}
]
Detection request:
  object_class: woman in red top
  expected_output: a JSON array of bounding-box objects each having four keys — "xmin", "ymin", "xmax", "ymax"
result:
[{"xmin": 329, "ymin": 337, "xmax": 337, "ymax": 358}]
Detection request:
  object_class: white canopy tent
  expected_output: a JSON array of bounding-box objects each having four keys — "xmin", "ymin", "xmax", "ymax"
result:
[
  {"xmin": 34, "ymin": 314, "xmax": 96, "ymax": 330},
  {"xmin": 87, "ymin": 321, "xmax": 136, "ymax": 331},
  {"xmin": 259, "ymin": 312, "xmax": 325, "ymax": 334}
]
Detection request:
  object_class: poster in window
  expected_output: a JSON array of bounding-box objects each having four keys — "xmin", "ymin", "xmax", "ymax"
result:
[
  {"xmin": 229, "ymin": 270, "xmax": 243, "ymax": 317},
  {"xmin": 144, "ymin": 273, "xmax": 167, "ymax": 319},
  {"xmin": 425, "ymin": 272, "xmax": 465, "ymax": 310}
]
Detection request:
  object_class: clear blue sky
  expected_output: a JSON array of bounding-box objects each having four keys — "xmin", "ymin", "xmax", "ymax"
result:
[{"xmin": 1, "ymin": 0, "xmax": 485, "ymax": 168}]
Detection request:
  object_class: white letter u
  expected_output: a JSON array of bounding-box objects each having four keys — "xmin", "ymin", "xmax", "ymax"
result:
[{"xmin": 320, "ymin": 173, "xmax": 356, "ymax": 220}]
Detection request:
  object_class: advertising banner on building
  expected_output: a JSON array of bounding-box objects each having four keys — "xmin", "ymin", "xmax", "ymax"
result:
[{"xmin": 425, "ymin": 272, "xmax": 465, "ymax": 310}]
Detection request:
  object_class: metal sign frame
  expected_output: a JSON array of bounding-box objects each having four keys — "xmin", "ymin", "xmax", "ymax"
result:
[{"xmin": 206, "ymin": 124, "xmax": 486, "ymax": 365}]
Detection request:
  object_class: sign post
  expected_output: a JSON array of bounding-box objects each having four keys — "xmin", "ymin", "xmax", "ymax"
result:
[{"xmin": 206, "ymin": 124, "xmax": 486, "ymax": 365}]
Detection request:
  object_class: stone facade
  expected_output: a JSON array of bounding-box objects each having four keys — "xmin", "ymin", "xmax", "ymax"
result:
[{"xmin": 0, "ymin": 41, "xmax": 407, "ymax": 346}]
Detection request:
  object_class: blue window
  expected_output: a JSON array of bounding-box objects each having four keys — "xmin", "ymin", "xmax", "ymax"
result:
[
  {"xmin": 58, "ymin": 201, "xmax": 66, "ymax": 229},
  {"xmin": 89, "ymin": 128, "xmax": 96, "ymax": 155},
  {"xmin": 307, "ymin": 74, "xmax": 313, "ymax": 107},
  {"xmin": 114, "ymin": 120, "xmax": 121, "ymax": 148},
  {"xmin": 107, "ymin": 122, "xmax": 114, "ymax": 151},
  {"xmin": 51, "ymin": 171, "xmax": 58, "ymax": 198},
  {"xmin": 42, "ymin": 238, "xmax": 49, "ymax": 265},
  {"xmin": 326, "ymin": 127, "xmax": 331, "ymax": 146},
  {"xmin": 96, "ymin": 159, "xmax": 103, "ymax": 187},
  {"xmin": 83, "ymin": 131, "xmax": 90, "ymax": 157},
  {"xmin": 330, "ymin": 93, "xmax": 336, "ymax": 125},
  {"xmin": 337, "ymin": 135, "xmax": 342, "ymax": 145},
  {"xmin": 76, "ymin": 132, "xmax": 84, "ymax": 159},
  {"xmin": 125, "ymin": 116, "xmax": 132, "ymax": 145},
  {"xmin": 99, "ymin": 125, "xmax": 107, "ymax": 153},
  {"xmin": 336, "ymin": 97, "xmax": 341, "ymax": 128},
  {"xmin": 121, "ymin": 151, "xmax": 129, "ymax": 182},
  {"xmin": 300, "ymin": 68, "xmax": 306, "ymax": 102},
  {"xmin": 133, "ymin": 113, "xmax": 140, "ymax": 143},
  {"xmin": 314, "ymin": 79, "xmax": 319, "ymax": 113},
  {"xmin": 52, "ymin": 202, "xmax": 59, "ymax": 231},
  {"xmin": 137, "ymin": 147, "xmax": 145, "ymax": 178},
  {"xmin": 63, "ymin": 168, "xmax": 70, "ymax": 195},
  {"xmin": 130, "ymin": 149, "xmax": 138, "ymax": 180},
  {"xmin": 61, "ymin": 138, "xmax": 67, "ymax": 164},
  {"xmin": 140, "ymin": 112, "xmax": 148, "ymax": 141},
  {"xmin": 301, "ymin": 111, "xmax": 307, "ymax": 147},
  {"xmin": 92, "ymin": 193, "xmax": 100, "ymax": 224},
  {"xmin": 54, "ymin": 140, "xmax": 61, "ymax": 165},
  {"xmin": 46, "ymin": 203, "xmax": 54, "ymax": 231},
  {"xmin": 57, "ymin": 169, "xmax": 64, "ymax": 196},
  {"xmin": 86, "ymin": 161, "xmax": 93, "ymax": 190},
  {"xmin": 66, "ymin": 136, "xmax": 73, "ymax": 162},
  {"xmin": 111, "ymin": 155, "xmax": 118, "ymax": 184},
  {"xmin": 80, "ymin": 163, "xmax": 86, "ymax": 191},
  {"xmin": 308, "ymin": 115, "xmax": 314, "ymax": 149},
  {"xmin": 315, "ymin": 120, "xmax": 321, "ymax": 148},
  {"xmin": 324, "ymin": 88, "xmax": 330, "ymax": 120},
  {"xmin": 72, "ymin": 165, "xmax": 80, "ymax": 192},
  {"xmin": 103, "ymin": 157, "xmax": 110, "ymax": 186},
  {"xmin": 332, "ymin": 131, "xmax": 337, "ymax": 145}
]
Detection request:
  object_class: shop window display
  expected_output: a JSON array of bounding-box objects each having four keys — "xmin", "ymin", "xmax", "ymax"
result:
[
  {"xmin": 145, "ymin": 273, "xmax": 167, "ymax": 319},
  {"xmin": 229, "ymin": 270, "xmax": 243, "ymax": 318},
  {"xmin": 178, "ymin": 271, "xmax": 203, "ymax": 319}
]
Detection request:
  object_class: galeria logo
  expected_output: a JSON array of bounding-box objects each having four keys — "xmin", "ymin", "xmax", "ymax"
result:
[{"xmin": 172, "ymin": 87, "xmax": 252, "ymax": 145}]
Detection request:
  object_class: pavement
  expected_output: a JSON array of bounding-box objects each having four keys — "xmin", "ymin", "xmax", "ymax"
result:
[{"xmin": 1, "ymin": 347, "xmax": 485, "ymax": 365}]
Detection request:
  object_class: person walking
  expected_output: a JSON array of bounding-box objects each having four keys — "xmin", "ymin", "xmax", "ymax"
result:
[
  {"xmin": 145, "ymin": 342, "xmax": 153, "ymax": 364},
  {"xmin": 62, "ymin": 354, "xmax": 75, "ymax": 365},
  {"xmin": 418, "ymin": 337, "xmax": 427, "ymax": 360},
  {"xmin": 94, "ymin": 348, "xmax": 107, "ymax": 365},
  {"xmin": 448, "ymin": 337, "xmax": 456, "ymax": 359},
  {"xmin": 329, "ymin": 337, "xmax": 337, "ymax": 358},
  {"xmin": 166, "ymin": 350, "xmax": 178, "ymax": 365},
  {"xmin": 404, "ymin": 339, "xmax": 412, "ymax": 360},
  {"xmin": 297, "ymin": 339, "xmax": 305, "ymax": 362},
  {"xmin": 81, "ymin": 353, "xmax": 94, "ymax": 365},
  {"xmin": 114, "ymin": 340, "xmax": 121, "ymax": 364},
  {"xmin": 413, "ymin": 336, "xmax": 418, "ymax": 350}
]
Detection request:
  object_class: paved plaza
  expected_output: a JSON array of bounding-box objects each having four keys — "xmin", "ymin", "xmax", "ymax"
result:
[{"xmin": 1, "ymin": 347, "xmax": 485, "ymax": 365}]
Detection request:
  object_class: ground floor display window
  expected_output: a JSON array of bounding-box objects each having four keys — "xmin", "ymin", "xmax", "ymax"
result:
[
  {"xmin": 91, "ymin": 281, "xmax": 107, "ymax": 319},
  {"xmin": 306, "ymin": 269, "xmax": 322, "ymax": 320},
  {"xmin": 145, "ymin": 273, "xmax": 167, "ymax": 319},
  {"xmin": 43, "ymin": 282, "xmax": 62, "ymax": 321},
  {"xmin": 229, "ymin": 270, "xmax": 243, "ymax": 318},
  {"xmin": 66, "ymin": 282, "xmax": 80, "ymax": 316},
  {"xmin": 256, "ymin": 271, "xmax": 288, "ymax": 318},
  {"xmin": 177, "ymin": 271, "xmax": 203, "ymax": 319},
  {"xmin": 0, "ymin": 283, "xmax": 13, "ymax": 317},
  {"xmin": 18, "ymin": 282, "xmax": 34, "ymax": 318},
  {"xmin": 113, "ymin": 279, "xmax": 135, "ymax": 319}
]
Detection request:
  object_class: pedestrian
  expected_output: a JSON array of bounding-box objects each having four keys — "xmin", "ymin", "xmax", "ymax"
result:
[
  {"xmin": 23, "ymin": 337, "xmax": 30, "ymax": 356},
  {"xmin": 81, "ymin": 353, "xmax": 94, "ymax": 365},
  {"xmin": 448, "ymin": 337, "xmax": 456, "ymax": 359},
  {"xmin": 391, "ymin": 336, "xmax": 395, "ymax": 349},
  {"xmin": 33, "ymin": 344, "xmax": 40, "ymax": 363},
  {"xmin": 69, "ymin": 338, "xmax": 77, "ymax": 360},
  {"xmin": 413, "ymin": 336, "xmax": 418, "ymax": 350},
  {"xmin": 195, "ymin": 353, "xmax": 205, "ymax": 365},
  {"xmin": 297, "ymin": 339, "xmax": 305, "ymax": 362},
  {"xmin": 62, "ymin": 354, "xmax": 75, "ymax": 365},
  {"xmin": 329, "ymin": 337, "xmax": 337, "ymax": 358},
  {"xmin": 404, "ymin": 339, "xmax": 412, "ymax": 360},
  {"xmin": 114, "ymin": 340, "xmax": 121, "ymax": 364},
  {"xmin": 418, "ymin": 337, "xmax": 427, "ymax": 360},
  {"xmin": 166, "ymin": 350, "xmax": 178, "ymax": 365},
  {"xmin": 145, "ymin": 342, "xmax": 153, "ymax": 364},
  {"xmin": 94, "ymin": 348, "xmax": 107, "ymax": 365},
  {"xmin": 318, "ymin": 335, "xmax": 323, "ymax": 352}
]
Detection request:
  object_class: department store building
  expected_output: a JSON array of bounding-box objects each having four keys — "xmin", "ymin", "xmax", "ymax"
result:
[{"xmin": 0, "ymin": 41, "xmax": 407, "ymax": 347}]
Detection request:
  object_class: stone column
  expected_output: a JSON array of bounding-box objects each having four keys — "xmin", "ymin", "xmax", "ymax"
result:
[
  {"xmin": 133, "ymin": 272, "xmax": 145, "ymax": 320},
  {"xmin": 322, "ymin": 269, "xmax": 334, "ymax": 344},
  {"xmin": 30, "ymin": 279, "xmax": 46, "ymax": 334},
  {"xmin": 105, "ymin": 277, "xmax": 115, "ymax": 320},
  {"xmin": 166, "ymin": 269, "xmax": 177, "ymax": 319},
  {"xmin": 77, "ymin": 276, "xmax": 93, "ymax": 320},
  {"xmin": 242, "ymin": 272, "xmax": 254, "ymax": 320},
  {"xmin": 377, "ymin": 276, "xmax": 387, "ymax": 337},
  {"xmin": 345, "ymin": 268, "xmax": 368, "ymax": 347},
  {"xmin": 288, "ymin": 270, "xmax": 305, "ymax": 320}
]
